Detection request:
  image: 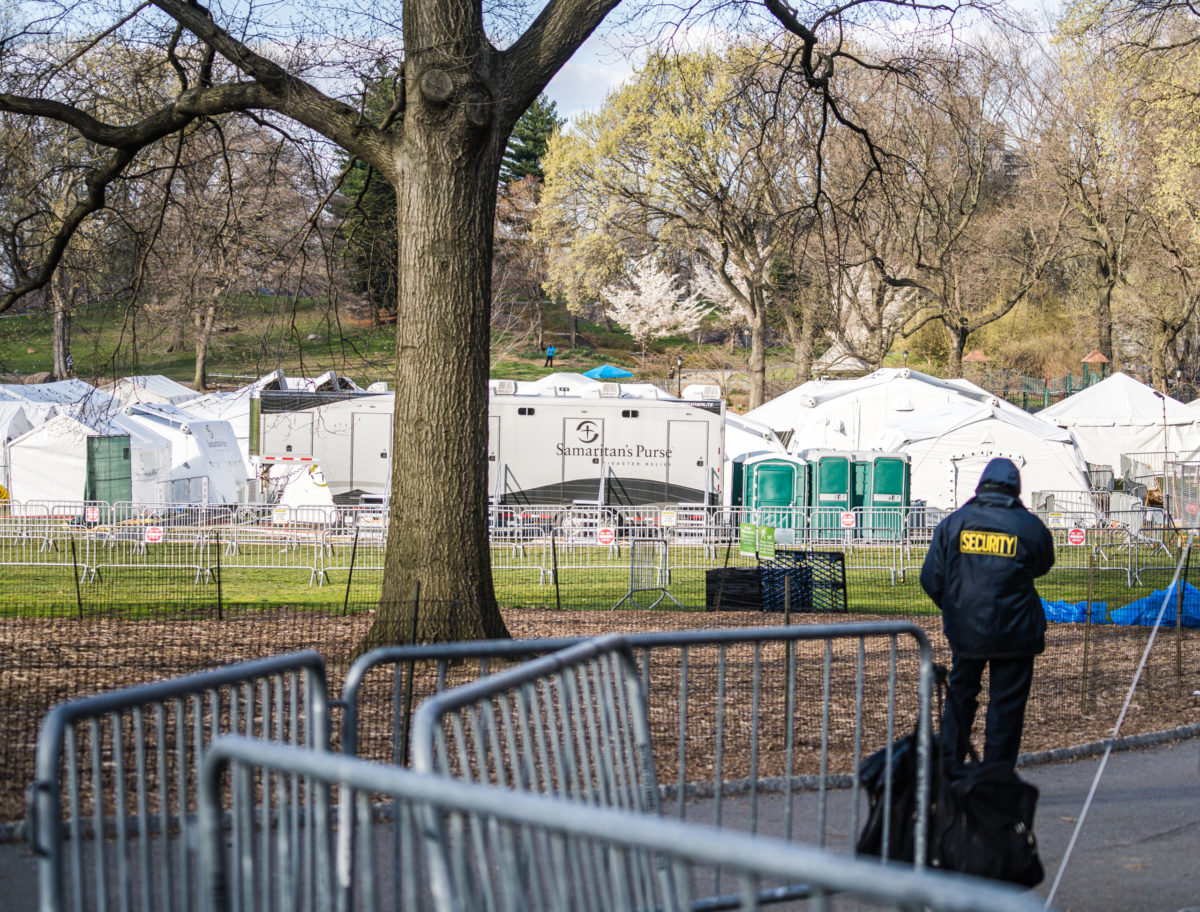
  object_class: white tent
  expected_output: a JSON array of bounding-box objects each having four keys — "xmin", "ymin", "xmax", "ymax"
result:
[
  {"xmin": 102, "ymin": 375, "xmax": 200, "ymax": 406},
  {"xmin": 519, "ymin": 372, "xmax": 603, "ymax": 396},
  {"xmin": 7, "ymin": 411, "xmax": 171, "ymax": 508},
  {"xmin": 1040, "ymin": 372, "xmax": 1200, "ymax": 477},
  {"xmin": 120, "ymin": 403, "xmax": 246, "ymax": 503},
  {"xmin": 286, "ymin": 370, "xmax": 361, "ymax": 392},
  {"xmin": 746, "ymin": 367, "xmax": 1015, "ymax": 453},
  {"xmin": 812, "ymin": 341, "xmax": 870, "ymax": 374},
  {"xmin": 0, "ymin": 378, "xmax": 115, "ymax": 426},
  {"xmin": 870, "ymin": 400, "xmax": 1095, "ymax": 516},
  {"xmin": 725, "ymin": 413, "xmax": 786, "ymax": 464}
]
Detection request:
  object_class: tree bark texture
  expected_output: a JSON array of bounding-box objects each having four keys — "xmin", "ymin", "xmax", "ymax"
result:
[
  {"xmin": 50, "ymin": 273, "xmax": 72, "ymax": 380},
  {"xmin": 364, "ymin": 4, "xmax": 515, "ymax": 646}
]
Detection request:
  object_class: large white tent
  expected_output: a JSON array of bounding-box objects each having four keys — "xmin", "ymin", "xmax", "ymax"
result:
[
  {"xmin": 7, "ymin": 411, "xmax": 171, "ymax": 509},
  {"xmin": 1040, "ymin": 372, "xmax": 1200, "ymax": 477},
  {"xmin": 870, "ymin": 400, "xmax": 1095, "ymax": 515},
  {"xmin": 746, "ymin": 367, "xmax": 1018, "ymax": 452}
]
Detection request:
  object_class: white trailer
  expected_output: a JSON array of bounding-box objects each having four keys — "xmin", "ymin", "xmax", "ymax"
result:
[
  {"xmin": 251, "ymin": 390, "xmax": 393, "ymax": 502},
  {"xmin": 252, "ymin": 384, "xmax": 726, "ymax": 507},
  {"xmin": 488, "ymin": 383, "xmax": 725, "ymax": 506}
]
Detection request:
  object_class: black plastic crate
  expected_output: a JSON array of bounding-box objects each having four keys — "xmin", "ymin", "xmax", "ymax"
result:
[{"xmin": 760, "ymin": 549, "xmax": 847, "ymax": 613}]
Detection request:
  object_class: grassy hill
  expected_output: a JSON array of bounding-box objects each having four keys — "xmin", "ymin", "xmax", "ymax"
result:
[{"xmin": 0, "ymin": 296, "xmax": 790, "ymax": 398}]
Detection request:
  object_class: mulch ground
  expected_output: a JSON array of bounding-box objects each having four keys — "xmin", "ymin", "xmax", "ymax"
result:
[{"xmin": 3, "ymin": 608, "xmax": 1197, "ymax": 824}]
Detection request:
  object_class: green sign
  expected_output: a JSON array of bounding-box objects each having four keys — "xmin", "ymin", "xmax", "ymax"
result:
[
  {"xmin": 757, "ymin": 524, "xmax": 776, "ymax": 561},
  {"xmin": 739, "ymin": 522, "xmax": 757, "ymax": 557}
]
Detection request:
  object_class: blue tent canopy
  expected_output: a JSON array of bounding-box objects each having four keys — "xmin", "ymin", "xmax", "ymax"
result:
[{"xmin": 583, "ymin": 364, "xmax": 634, "ymax": 379}]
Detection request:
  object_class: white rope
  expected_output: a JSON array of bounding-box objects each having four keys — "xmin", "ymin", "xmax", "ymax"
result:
[{"xmin": 1044, "ymin": 532, "xmax": 1195, "ymax": 908}]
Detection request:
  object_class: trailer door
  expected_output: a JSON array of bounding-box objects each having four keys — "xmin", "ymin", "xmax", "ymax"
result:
[
  {"xmin": 351, "ymin": 411, "xmax": 392, "ymax": 493},
  {"xmin": 263, "ymin": 411, "xmax": 314, "ymax": 457},
  {"xmin": 561, "ymin": 417, "xmax": 604, "ymax": 502},
  {"xmin": 667, "ymin": 420, "xmax": 709, "ymax": 502}
]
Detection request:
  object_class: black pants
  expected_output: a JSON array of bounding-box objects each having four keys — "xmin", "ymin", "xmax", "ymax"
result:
[
  {"xmin": 942, "ymin": 654, "xmax": 1034, "ymax": 772},
  {"xmin": 544, "ymin": 356, "xmax": 553, "ymax": 366}
]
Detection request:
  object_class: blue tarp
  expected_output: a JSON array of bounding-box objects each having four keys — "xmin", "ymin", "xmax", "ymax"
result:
[
  {"xmin": 1108, "ymin": 581, "xmax": 1200, "ymax": 628},
  {"xmin": 582, "ymin": 364, "xmax": 634, "ymax": 379},
  {"xmin": 1042, "ymin": 599, "xmax": 1108, "ymax": 624}
]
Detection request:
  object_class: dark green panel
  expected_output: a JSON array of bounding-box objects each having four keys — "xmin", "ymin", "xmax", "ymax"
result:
[{"xmin": 84, "ymin": 435, "xmax": 133, "ymax": 504}]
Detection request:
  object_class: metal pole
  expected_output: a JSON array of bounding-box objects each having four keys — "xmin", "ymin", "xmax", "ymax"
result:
[
  {"xmin": 1177, "ymin": 545, "xmax": 1190, "ymax": 689},
  {"xmin": 343, "ymin": 525, "xmax": 360, "ymax": 616},
  {"xmin": 1081, "ymin": 547, "xmax": 1094, "ymax": 711},
  {"xmin": 215, "ymin": 532, "xmax": 223, "ymax": 620},
  {"xmin": 551, "ymin": 528, "xmax": 562, "ymax": 611},
  {"xmin": 784, "ymin": 573, "xmax": 792, "ymax": 627},
  {"xmin": 71, "ymin": 535, "xmax": 84, "ymax": 620}
]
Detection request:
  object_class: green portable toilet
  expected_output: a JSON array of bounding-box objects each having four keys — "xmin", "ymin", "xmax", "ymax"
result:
[
  {"xmin": 806, "ymin": 450, "xmax": 853, "ymax": 538},
  {"xmin": 84, "ymin": 435, "xmax": 133, "ymax": 504},
  {"xmin": 864, "ymin": 452, "xmax": 910, "ymax": 540},
  {"xmin": 742, "ymin": 454, "xmax": 807, "ymax": 530}
]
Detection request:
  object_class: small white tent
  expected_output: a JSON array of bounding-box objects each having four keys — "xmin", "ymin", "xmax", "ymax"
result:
[
  {"xmin": 1040, "ymin": 372, "xmax": 1200, "ymax": 477},
  {"xmin": 870, "ymin": 400, "xmax": 1095, "ymax": 516},
  {"xmin": 103, "ymin": 375, "xmax": 200, "ymax": 407},
  {"xmin": 812, "ymin": 341, "xmax": 870, "ymax": 374}
]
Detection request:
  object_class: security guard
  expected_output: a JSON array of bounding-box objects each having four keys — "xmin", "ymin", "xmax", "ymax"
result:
[{"xmin": 920, "ymin": 457, "xmax": 1055, "ymax": 772}]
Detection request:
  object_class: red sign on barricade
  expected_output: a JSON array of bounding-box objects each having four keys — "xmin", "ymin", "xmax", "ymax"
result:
[
  {"xmin": 597, "ymin": 527, "xmax": 616, "ymax": 546},
  {"xmin": 1067, "ymin": 528, "xmax": 1086, "ymax": 546},
  {"xmin": 144, "ymin": 526, "xmax": 164, "ymax": 544},
  {"xmin": 840, "ymin": 512, "xmax": 856, "ymax": 529}
]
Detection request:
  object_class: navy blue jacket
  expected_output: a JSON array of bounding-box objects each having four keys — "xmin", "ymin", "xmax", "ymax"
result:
[{"xmin": 920, "ymin": 463, "xmax": 1055, "ymax": 658}]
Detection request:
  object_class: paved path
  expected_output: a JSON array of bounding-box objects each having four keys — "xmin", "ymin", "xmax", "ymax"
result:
[{"xmin": 1, "ymin": 735, "xmax": 1196, "ymax": 911}]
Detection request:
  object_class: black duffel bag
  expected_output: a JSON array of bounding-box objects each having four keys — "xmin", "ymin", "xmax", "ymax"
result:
[
  {"xmin": 856, "ymin": 731, "xmax": 939, "ymax": 863},
  {"xmin": 932, "ymin": 760, "xmax": 1045, "ymax": 887}
]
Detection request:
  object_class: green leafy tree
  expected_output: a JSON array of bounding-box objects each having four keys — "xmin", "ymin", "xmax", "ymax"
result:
[{"xmin": 500, "ymin": 95, "xmax": 565, "ymax": 185}]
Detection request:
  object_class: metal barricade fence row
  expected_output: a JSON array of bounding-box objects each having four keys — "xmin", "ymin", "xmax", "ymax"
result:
[
  {"xmin": 342, "ymin": 622, "xmax": 936, "ymax": 864},
  {"xmin": 0, "ymin": 498, "xmax": 1188, "ymax": 597},
  {"xmin": 29, "ymin": 651, "xmax": 331, "ymax": 912},
  {"xmin": 199, "ymin": 736, "xmax": 1048, "ymax": 912}
]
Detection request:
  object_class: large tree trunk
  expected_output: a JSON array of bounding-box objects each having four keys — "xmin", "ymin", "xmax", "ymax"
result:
[
  {"xmin": 1096, "ymin": 257, "xmax": 1114, "ymax": 359},
  {"xmin": 165, "ymin": 295, "xmax": 188, "ymax": 353},
  {"xmin": 945, "ymin": 321, "xmax": 968, "ymax": 378},
  {"xmin": 779, "ymin": 308, "xmax": 813, "ymax": 385},
  {"xmin": 193, "ymin": 296, "xmax": 218, "ymax": 390},
  {"xmin": 747, "ymin": 294, "xmax": 768, "ymax": 409},
  {"xmin": 50, "ymin": 273, "xmax": 73, "ymax": 380},
  {"xmin": 364, "ymin": 51, "xmax": 511, "ymax": 647}
]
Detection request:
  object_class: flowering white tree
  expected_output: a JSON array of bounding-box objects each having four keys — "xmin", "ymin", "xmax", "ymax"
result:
[{"xmin": 603, "ymin": 257, "xmax": 711, "ymax": 357}]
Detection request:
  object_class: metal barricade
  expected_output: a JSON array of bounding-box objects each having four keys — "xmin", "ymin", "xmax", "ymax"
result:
[
  {"xmin": 411, "ymin": 636, "xmax": 660, "ymax": 814},
  {"xmin": 219, "ymin": 505, "xmax": 325, "ymax": 584},
  {"xmin": 612, "ymin": 539, "xmax": 680, "ymax": 609},
  {"xmin": 344, "ymin": 622, "xmax": 936, "ymax": 865},
  {"xmin": 318, "ymin": 526, "xmax": 386, "ymax": 586},
  {"xmin": 200, "ymin": 736, "xmax": 1047, "ymax": 912},
  {"xmin": 28, "ymin": 651, "xmax": 330, "ymax": 912}
]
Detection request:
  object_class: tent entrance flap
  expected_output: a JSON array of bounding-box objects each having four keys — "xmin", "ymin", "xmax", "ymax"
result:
[{"xmin": 85, "ymin": 435, "xmax": 133, "ymax": 503}]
